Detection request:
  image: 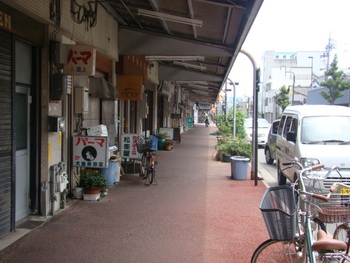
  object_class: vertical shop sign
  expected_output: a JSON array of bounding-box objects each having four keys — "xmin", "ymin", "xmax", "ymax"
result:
[
  {"xmin": 121, "ymin": 134, "xmax": 139, "ymax": 158},
  {"xmin": 64, "ymin": 45, "xmax": 96, "ymax": 76},
  {"xmin": 187, "ymin": 117, "xmax": 193, "ymax": 127},
  {"xmin": 73, "ymin": 136, "xmax": 108, "ymax": 167}
]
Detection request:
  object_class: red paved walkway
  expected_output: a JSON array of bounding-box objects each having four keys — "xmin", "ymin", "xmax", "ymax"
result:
[{"xmin": 0, "ymin": 124, "xmax": 269, "ymax": 263}]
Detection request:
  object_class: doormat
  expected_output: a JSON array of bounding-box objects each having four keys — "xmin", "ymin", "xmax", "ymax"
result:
[{"xmin": 17, "ymin": 220, "xmax": 46, "ymax": 230}]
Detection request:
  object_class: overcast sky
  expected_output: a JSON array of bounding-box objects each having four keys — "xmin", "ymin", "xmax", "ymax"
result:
[{"xmin": 229, "ymin": 0, "xmax": 350, "ymax": 98}]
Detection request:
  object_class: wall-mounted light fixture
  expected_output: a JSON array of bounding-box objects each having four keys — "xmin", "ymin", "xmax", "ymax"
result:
[
  {"xmin": 138, "ymin": 9, "xmax": 203, "ymax": 27},
  {"xmin": 48, "ymin": 116, "xmax": 65, "ymax": 132}
]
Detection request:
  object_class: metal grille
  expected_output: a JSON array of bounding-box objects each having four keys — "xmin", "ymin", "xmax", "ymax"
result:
[{"xmin": 323, "ymin": 176, "xmax": 350, "ymax": 190}]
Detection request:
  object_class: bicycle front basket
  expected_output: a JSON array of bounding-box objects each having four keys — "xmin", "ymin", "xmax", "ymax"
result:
[
  {"xmin": 136, "ymin": 137, "xmax": 147, "ymax": 153},
  {"xmin": 260, "ymin": 185, "xmax": 298, "ymax": 240},
  {"xmin": 317, "ymin": 188, "xmax": 350, "ymax": 223},
  {"xmin": 136, "ymin": 137, "xmax": 153, "ymax": 153}
]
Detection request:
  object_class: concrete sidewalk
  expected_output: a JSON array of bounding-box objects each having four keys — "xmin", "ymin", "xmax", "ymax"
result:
[{"xmin": 0, "ymin": 125, "xmax": 270, "ymax": 263}]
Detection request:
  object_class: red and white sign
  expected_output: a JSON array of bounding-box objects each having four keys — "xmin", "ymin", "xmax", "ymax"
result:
[
  {"xmin": 73, "ymin": 136, "xmax": 108, "ymax": 168},
  {"xmin": 64, "ymin": 45, "xmax": 96, "ymax": 76},
  {"xmin": 121, "ymin": 134, "xmax": 139, "ymax": 158}
]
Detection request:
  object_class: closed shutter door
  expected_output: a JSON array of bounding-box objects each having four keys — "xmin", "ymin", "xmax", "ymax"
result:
[{"xmin": 0, "ymin": 29, "xmax": 13, "ymax": 238}]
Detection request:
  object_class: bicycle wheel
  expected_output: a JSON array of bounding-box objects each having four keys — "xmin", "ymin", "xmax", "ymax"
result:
[
  {"xmin": 251, "ymin": 239, "xmax": 301, "ymax": 263},
  {"xmin": 333, "ymin": 224, "xmax": 350, "ymax": 254},
  {"xmin": 146, "ymin": 169, "xmax": 155, "ymax": 184},
  {"xmin": 139, "ymin": 153, "xmax": 147, "ymax": 178}
]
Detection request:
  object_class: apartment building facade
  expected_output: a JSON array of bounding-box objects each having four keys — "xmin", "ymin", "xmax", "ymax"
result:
[{"xmin": 261, "ymin": 50, "xmax": 326, "ymax": 122}]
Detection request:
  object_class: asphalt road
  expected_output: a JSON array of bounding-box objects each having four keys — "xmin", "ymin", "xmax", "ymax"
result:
[{"xmin": 257, "ymin": 148, "xmax": 278, "ymax": 188}]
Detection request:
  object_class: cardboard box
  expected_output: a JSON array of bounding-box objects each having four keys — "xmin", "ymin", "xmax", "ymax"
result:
[{"xmin": 87, "ymin": 125, "xmax": 108, "ymax": 136}]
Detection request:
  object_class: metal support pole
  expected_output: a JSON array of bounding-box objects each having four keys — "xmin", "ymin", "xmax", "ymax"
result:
[
  {"xmin": 226, "ymin": 78, "xmax": 238, "ymax": 137},
  {"xmin": 224, "ymin": 81, "xmax": 227, "ymax": 118},
  {"xmin": 287, "ymin": 71, "xmax": 295, "ymax": 106},
  {"xmin": 239, "ymin": 49, "xmax": 259, "ymax": 186},
  {"xmin": 233, "ymin": 84, "xmax": 236, "ymax": 137}
]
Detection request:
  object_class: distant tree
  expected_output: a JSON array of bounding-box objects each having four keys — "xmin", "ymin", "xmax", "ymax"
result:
[
  {"xmin": 276, "ymin": 85, "xmax": 290, "ymax": 111},
  {"xmin": 320, "ymin": 55, "xmax": 350, "ymax": 104}
]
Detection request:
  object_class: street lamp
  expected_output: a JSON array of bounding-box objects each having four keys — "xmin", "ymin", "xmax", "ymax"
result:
[
  {"xmin": 231, "ymin": 81, "xmax": 239, "ymax": 137},
  {"xmin": 224, "ymin": 81, "xmax": 232, "ymax": 120},
  {"xmin": 286, "ymin": 71, "xmax": 295, "ymax": 105}
]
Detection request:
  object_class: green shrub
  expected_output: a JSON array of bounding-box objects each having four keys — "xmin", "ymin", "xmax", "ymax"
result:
[
  {"xmin": 80, "ymin": 169, "xmax": 108, "ymax": 191},
  {"xmin": 216, "ymin": 136, "xmax": 252, "ymax": 159}
]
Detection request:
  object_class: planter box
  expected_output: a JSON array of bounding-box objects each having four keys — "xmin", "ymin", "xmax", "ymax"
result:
[
  {"xmin": 83, "ymin": 193, "xmax": 100, "ymax": 201},
  {"xmin": 222, "ymin": 154, "xmax": 232, "ymax": 162}
]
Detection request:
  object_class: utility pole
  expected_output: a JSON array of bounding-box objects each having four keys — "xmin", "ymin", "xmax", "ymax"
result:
[{"xmin": 324, "ymin": 35, "xmax": 335, "ymax": 79}]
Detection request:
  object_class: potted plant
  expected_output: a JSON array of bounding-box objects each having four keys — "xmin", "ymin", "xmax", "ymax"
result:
[
  {"xmin": 158, "ymin": 132, "xmax": 168, "ymax": 150},
  {"xmin": 80, "ymin": 169, "xmax": 108, "ymax": 195},
  {"xmin": 216, "ymin": 136, "xmax": 252, "ymax": 162},
  {"xmin": 73, "ymin": 171, "xmax": 84, "ymax": 199},
  {"xmin": 216, "ymin": 136, "xmax": 232, "ymax": 161},
  {"xmin": 164, "ymin": 140, "xmax": 173, "ymax": 151}
]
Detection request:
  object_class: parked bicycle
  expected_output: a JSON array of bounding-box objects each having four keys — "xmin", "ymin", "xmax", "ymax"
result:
[
  {"xmin": 251, "ymin": 159, "xmax": 350, "ymax": 263},
  {"xmin": 136, "ymin": 135, "xmax": 157, "ymax": 185},
  {"xmin": 328, "ymin": 181, "xmax": 350, "ymax": 257}
]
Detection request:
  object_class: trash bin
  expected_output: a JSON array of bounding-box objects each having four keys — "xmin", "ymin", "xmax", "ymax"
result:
[
  {"xmin": 101, "ymin": 161, "xmax": 117, "ymax": 186},
  {"xmin": 230, "ymin": 156, "xmax": 250, "ymax": 180},
  {"xmin": 150, "ymin": 135, "xmax": 158, "ymax": 151},
  {"xmin": 115, "ymin": 161, "xmax": 121, "ymax": 184}
]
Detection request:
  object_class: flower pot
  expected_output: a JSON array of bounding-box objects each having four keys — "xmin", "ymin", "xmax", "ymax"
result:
[
  {"xmin": 83, "ymin": 193, "xmax": 100, "ymax": 201},
  {"xmin": 222, "ymin": 154, "xmax": 232, "ymax": 162},
  {"xmin": 73, "ymin": 187, "xmax": 84, "ymax": 199},
  {"xmin": 84, "ymin": 187, "xmax": 101, "ymax": 195},
  {"xmin": 158, "ymin": 138, "xmax": 166, "ymax": 150},
  {"xmin": 165, "ymin": 145, "xmax": 172, "ymax": 151}
]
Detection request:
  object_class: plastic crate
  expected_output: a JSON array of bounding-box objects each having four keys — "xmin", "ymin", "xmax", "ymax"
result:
[{"xmin": 260, "ymin": 185, "xmax": 298, "ymax": 240}]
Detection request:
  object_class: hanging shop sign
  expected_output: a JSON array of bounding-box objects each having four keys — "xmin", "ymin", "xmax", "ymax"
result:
[
  {"xmin": 121, "ymin": 134, "xmax": 139, "ymax": 158},
  {"xmin": 73, "ymin": 136, "xmax": 108, "ymax": 168},
  {"xmin": 118, "ymin": 76, "xmax": 142, "ymax": 101},
  {"xmin": 187, "ymin": 117, "xmax": 193, "ymax": 127},
  {"xmin": 64, "ymin": 45, "xmax": 96, "ymax": 76},
  {"xmin": 171, "ymin": 113, "xmax": 181, "ymax": 119},
  {"xmin": 0, "ymin": 2, "xmax": 45, "ymax": 45}
]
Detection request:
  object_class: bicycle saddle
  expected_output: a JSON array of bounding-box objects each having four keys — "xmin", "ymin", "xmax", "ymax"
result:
[{"xmin": 312, "ymin": 230, "xmax": 347, "ymax": 251}]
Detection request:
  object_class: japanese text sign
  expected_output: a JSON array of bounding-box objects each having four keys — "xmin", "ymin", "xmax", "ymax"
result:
[
  {"xmin": 121, "ymin": 134, "xmax": 139, "ymax": 158},
  {"xmin": 64, "ymin": 45, "xmax": 96, "ymax": 76},
  {"xmin": 118, "ymin": 76, "xmax": 142, "ymax": 101},
  {"xmin": 73, "ymin": 136, "xmax": 108, "ymax": 168}
]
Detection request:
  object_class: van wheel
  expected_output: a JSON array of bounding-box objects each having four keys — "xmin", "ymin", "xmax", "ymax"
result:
[
  {"xmin": 277, "ymin": 163, "xmax": 287, "ymax": 185},
  {"xmin": 265, "ymin": 147, "xmax": 274, "ymax": 165}
]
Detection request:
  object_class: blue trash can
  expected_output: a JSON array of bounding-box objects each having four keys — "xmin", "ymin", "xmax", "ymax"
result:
[
  {"xmin": 150, "ymin": 135, "xmax": 158, "ymax": 151},
  {"xmin": 230, "ymin": 156, "xmax": 250, "ymax": 180},
  {"xmin": 101, "ymin": 161, "xmax": 117, "ymax": 186}
]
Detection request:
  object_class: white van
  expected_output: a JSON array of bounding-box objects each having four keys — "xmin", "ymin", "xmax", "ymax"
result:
[{"xmin": 276, "ymin": 105, "xmax": 350, "ymax": 191}]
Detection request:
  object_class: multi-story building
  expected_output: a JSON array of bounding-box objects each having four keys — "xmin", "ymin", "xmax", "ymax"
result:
[{"xmin": 261, "ymin": 50, "xmax": 326, "ymax": 122}]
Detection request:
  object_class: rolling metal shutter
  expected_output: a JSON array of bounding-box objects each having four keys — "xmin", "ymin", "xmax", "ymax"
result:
[{"xmin": 0, "ymin": 29, "xmax": 13, "ymax": 238}]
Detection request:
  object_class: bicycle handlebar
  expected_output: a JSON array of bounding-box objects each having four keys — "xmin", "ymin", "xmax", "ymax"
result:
[
  {"xmin": 300, "ymin": 192, "xmax": 329, "ymax": 202},
  {"xmin": 282, "ymin": 161, "xmax": 324, "ymax": 171},
  {"xmin": 330, "ymin": 182, "xmax": 350, "ymax": 192}
]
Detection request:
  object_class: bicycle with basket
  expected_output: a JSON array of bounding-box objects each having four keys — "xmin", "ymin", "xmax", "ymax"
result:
[
  {"xmin": 251, "ymin": 159, "xmax": 350, "ymax": 263},
  {"xmin": 136, "ymin": 135, "xmax": 157, "ymax": 185}
]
